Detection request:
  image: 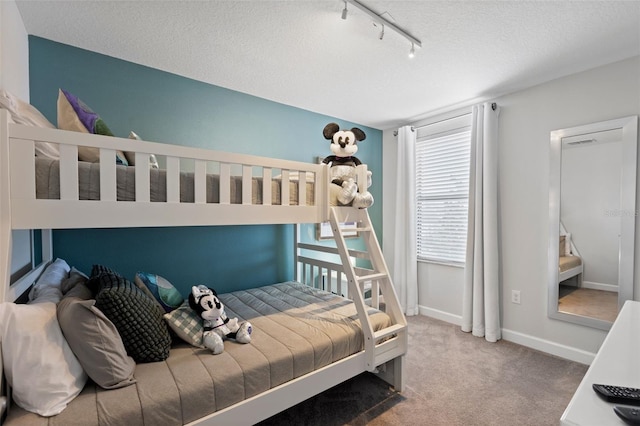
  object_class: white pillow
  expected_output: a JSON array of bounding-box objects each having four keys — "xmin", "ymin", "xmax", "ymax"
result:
[
  {"xmin": 0, "ymin": 259, "xmax": 87, "ymax": 416},
  {"xmin": 0, "ymin": 89, "xmax": 60, "ymax": 159},
  {"xmin": 28, "ymin": 258, "xmax": 70, "ymax": 303}
]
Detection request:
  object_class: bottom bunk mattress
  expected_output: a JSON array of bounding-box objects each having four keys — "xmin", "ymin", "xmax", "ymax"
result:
[{"xmin": 5, "ymin": 281, "xmax": 391, "ymax": 425}]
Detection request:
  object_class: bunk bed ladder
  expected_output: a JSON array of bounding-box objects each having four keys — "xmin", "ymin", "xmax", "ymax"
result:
[{"xmin": 328, "ymin": 207, "xmax": 408, "ymax": 374}]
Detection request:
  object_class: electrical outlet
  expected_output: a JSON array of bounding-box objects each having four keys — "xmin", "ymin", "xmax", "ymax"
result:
[{"xmin": 511, "ymin": 290, "xmax": 521, "ymax": 304}]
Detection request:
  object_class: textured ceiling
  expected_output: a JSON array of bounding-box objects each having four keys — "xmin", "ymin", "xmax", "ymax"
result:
[{"xmin": 15, "ymin": 0, "xmax": 640, "ymax": 130}]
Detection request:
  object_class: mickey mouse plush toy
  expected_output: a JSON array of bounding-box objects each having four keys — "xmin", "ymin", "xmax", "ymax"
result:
[
  {"xmin": 322, "ymin": 122, "xmax": 374, "ymax": 208},
  {"xmin": 189, "ymin": 285, "xmax": 252, "ymax": 355}
]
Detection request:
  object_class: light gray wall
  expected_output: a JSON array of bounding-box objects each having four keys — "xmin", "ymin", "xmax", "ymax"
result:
[
  {"xmin": 383, "ymin": 56, "xmax": 640, "ymax": 359},
  {"xmin": 1, "ymin": 0, "xmax": 33, "ymax": 278}
]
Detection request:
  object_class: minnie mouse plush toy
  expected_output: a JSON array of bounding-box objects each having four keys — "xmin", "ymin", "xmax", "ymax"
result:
[{"xmin": 189, "ymin": 285, "xmax": 252, "ymax": 355}]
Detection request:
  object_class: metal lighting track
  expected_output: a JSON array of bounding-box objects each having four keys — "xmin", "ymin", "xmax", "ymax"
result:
[{"xmin": 345, "ymin": 0, "xmax": 422, "ymax": 48}]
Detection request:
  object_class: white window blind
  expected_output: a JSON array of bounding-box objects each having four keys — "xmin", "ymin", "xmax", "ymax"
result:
[{"xmin": 416, "ymin": 125, "xmax": 471, "ymax": 264}]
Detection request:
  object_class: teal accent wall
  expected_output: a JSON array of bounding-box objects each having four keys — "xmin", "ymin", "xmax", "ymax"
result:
[
  {"xmin": 51, "ymin": 226, "xmax": 292, "ymax": 295},
  {"xmin": 28, "ymin": 36, "xmax": 383, "ymax": 295}
]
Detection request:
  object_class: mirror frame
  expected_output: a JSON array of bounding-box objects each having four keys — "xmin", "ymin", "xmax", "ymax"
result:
[{"xmin": 548, "ymin": 116, "xmax": 638, "ymax": 330}]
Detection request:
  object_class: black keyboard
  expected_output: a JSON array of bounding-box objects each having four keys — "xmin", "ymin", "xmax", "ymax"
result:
[{"xmin": 593, "ymin": 384, "xmax": 640, "ymax": 406}]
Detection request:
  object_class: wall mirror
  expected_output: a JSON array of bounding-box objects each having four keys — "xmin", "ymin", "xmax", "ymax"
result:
[{"xmin": 548, "ymin": 116, "xmax": 638, "ymax": 330}]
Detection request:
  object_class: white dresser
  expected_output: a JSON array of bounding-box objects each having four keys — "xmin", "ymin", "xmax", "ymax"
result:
[{"xmin": 561, "ymin": 300, "xmax": 640, "ymax": 425}]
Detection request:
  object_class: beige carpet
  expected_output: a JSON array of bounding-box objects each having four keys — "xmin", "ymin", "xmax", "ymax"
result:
[{"xmin": 257, "ymin": 315, "xmax": 588, "ymax": 426}]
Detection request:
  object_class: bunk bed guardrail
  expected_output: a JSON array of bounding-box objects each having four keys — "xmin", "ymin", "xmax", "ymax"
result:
[{"xmin": 1, "ymin": 110, "xmax": 330, "ymax": 232}]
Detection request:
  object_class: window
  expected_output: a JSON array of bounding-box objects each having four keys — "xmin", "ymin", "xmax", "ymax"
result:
[{"xmin": 416, "ymin": 115, "xmax": 471, "ymax": 264}]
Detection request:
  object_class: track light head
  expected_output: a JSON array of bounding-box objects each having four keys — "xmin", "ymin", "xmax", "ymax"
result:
[{"xmin": 340, "ymin": 0, "xmax": 421, "ymax": 60}]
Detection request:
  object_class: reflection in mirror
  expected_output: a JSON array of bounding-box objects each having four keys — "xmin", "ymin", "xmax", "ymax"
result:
[
  {"xmin": 548, "ymin": 116, "xmax": 638, "ymax": 330},
  {"xmin": 560, "ymin": 129, "xmax": 622, "ymax": 322}
]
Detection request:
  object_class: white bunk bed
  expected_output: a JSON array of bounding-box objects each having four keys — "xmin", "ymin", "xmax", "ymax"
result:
[
  {"xmin": 0, "ymin": 110, "xmax": 407, "ymax": 425},
  {"xmin": 558, "ymin": 222, "xmax": 583, "ymax": 286}
]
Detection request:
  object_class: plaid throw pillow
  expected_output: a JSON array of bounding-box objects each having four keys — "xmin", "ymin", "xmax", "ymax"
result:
[{"xmin": 163, "ymin": 301, "xmax": 204, "ymax": 348}]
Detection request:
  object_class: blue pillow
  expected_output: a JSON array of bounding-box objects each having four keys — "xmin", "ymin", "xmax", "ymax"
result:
[{"xmin": 134, "ymin": 271, "xmax": 183, "ymax": 313}]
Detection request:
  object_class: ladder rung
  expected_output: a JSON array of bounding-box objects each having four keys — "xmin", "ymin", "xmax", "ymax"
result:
[
  {"xmin": 335, "ymin": 226, "xmax": 370, "ymax": 233},
  {"xmin": 356, "ymin": 272, "xmax": 388, "ymax": 282},
  {"xmin": 374, "ymin": 324, "xmax": 406, "ymax": 341},
  {"xmin": 352, "ymin": 227, "xmax": 371, "ymax": 232}
]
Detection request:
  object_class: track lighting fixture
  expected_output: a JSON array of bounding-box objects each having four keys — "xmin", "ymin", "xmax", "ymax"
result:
[{"xmin": 340, "ymin": 0, "xmax": 421, "ymax": 58}]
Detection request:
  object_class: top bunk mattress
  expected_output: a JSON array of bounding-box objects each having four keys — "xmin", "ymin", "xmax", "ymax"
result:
[
  {"xmin": 34, "ymin": 158, "xmax": 315, "ymax": 205},
  {"xmin": 5, "ymin": 281, "xmax": 391, "ymax": 426}
]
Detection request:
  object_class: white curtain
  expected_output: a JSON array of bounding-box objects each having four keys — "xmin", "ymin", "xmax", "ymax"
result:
[
  {"xmin": 393, "ymin": 126, "xmax": 418, "ymax": 316},
  {"xmin": 462, "ymin": 102, "xmax": 501, "ymax": 342}
]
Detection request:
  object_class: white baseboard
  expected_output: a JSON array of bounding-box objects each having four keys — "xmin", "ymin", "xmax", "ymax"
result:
[
  {"xmin": 418, "ymin": 305, "xmax": 462, "ymax": 325},
  {"xmin": 582, "ymin": 281, "xmax": 618, "ymax": 292},
  {"xmin": 418, "ymin": 305, "xmax": 595, "ymax": 365},
  {"xmin": 499, "ymin": 329, "xmax": 595, "ymax": 365}
]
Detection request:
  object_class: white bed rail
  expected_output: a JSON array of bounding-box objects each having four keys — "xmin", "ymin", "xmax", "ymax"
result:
[
  {"xmin": 559, "ymin": 221, "xmax": 584, "ymax": 285},
  {"xmin": 296, "ymin": 241, "xmax": 363, "ymax": 298},
  {"xmin": 1, "ymin": 110, "xmax": 330, "ymax": 230}
]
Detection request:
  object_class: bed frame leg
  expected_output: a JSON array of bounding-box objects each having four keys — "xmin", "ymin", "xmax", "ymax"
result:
[{"xmin": 374, "ymin": 356, "xmax": 405, "ymax": 392}]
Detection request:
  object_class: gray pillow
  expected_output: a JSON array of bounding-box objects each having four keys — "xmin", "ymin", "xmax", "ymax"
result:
[
  {"xmin": 61, "ymin": 267, "xmax": 90, "ymax": 295},
  {"xmin": 57, "ymin": 281, "xmax": 136, "ymax": 389}
]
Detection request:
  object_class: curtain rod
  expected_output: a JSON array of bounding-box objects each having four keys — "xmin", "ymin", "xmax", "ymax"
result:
[{"xmin": 393, "ymin": 102, "xmax": 497, "ymax": 136}]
